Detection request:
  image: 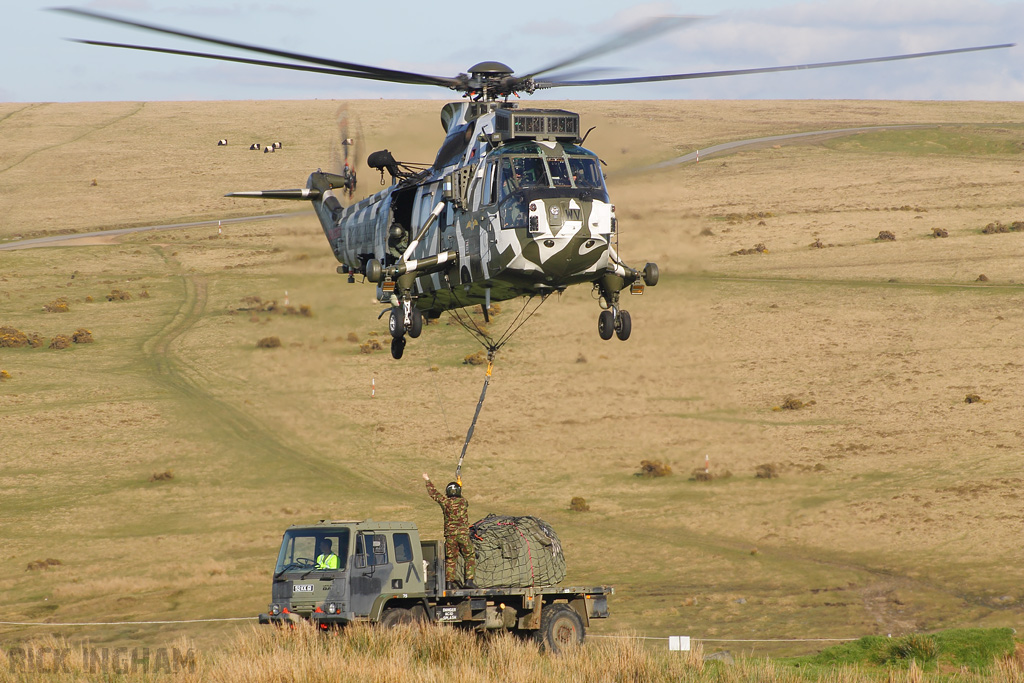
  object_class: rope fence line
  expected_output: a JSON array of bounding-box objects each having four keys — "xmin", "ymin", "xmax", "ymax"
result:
[
  {"xmin": 589, "ymin": 635, "xmax": 859, "ymax": 643},
  {"xmin": 1, "ymin": 617, "xmax": 859, "ymax": 645},
  {"xmin": 0, "ymin": 617, "xmax": 253, "ymax": 627}
]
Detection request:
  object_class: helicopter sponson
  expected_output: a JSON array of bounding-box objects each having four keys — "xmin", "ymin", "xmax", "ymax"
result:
[{"xmin": 231, "ymin": 100, "xmax": 658, "ymax": 359}]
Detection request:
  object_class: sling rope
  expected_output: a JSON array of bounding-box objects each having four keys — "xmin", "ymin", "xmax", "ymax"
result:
[
  {"xmin": 454, "ymin": 352, "xmax": 492, "ymax": 485},
  {"xmin": 440, "ymin": 280, "xmax": 551, "ymax": 483}
]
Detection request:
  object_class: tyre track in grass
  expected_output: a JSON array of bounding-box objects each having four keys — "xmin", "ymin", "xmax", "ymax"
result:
[
  {"xmin": 0, "ymin": 102, "xmax": 146, "ymax": 175},
  {"xmin": 142, "ymin": 251, "xmax": 371, "ymax": 489}
]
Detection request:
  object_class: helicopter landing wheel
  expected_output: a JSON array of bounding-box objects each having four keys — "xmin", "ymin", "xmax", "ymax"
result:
[
  {"xmin": 615, "ymin": 310, "xmax": 631, "ymax": 341},
  {"xmin": 389, "ymin": 307, "xmax": 405, "ymax": 339},
  {"xmin": 390, "ymin": 336, "xmax": 406, "ymax": 360},
  {"xmin": 408, "ymin": 307, "xmax": 423, "ymax": 339},
  {"xmin": 597, "ymin": 310, "xmax": 614, "ymax": 340}
]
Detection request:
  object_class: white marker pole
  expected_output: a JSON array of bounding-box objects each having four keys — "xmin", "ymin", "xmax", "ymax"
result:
[
  {"xmin": 284, "ymin": 290, "xmax": 289, "ymax": 306},
  {"xmin": 218, "ymin": 220, "xmax": 222, "ymax": 235},
  {"xmin": 705, "ymin": 454, "xmax": 709, "ymax": 474},
  {"xmin": 371, "ymin": 376, "xmax": 375, "ymax": 398}
]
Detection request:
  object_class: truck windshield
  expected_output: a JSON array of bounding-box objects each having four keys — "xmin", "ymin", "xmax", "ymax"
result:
[{"xmin": 275, "ymin": 528, "xmax": 350, "ymax": 573}]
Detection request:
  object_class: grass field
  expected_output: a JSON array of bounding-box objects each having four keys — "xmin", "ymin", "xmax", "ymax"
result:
[{"xmin": 1, "ymin": 99, "xmax": 1022, "ymax": 676}]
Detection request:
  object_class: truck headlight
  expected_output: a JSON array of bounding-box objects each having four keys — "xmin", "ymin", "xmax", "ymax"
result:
[
  {"xmin": 270, "ymin": 604, "xmax": 280, "ymax": 616},
  {"xmin": 327, "ymin": 603, "xmax": 338, "ymax": 614}
]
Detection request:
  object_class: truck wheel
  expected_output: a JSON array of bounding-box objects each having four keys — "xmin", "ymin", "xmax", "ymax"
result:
[
  {"xmin": 379, "ymin": 607, "xmax": 413, "ymax": 627},
  {"xmin": 536, "ymin": 604, "xmax": 585, "ymax": 653}
]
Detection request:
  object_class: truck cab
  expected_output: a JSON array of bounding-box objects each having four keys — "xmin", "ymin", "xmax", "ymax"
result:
[{"xmin": 262, "ymin": 520, "xmax": 433, "ymax": 625}]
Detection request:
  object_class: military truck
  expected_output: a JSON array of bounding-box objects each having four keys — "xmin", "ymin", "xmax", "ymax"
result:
[{"xmin": 257, "ymin": 519, "xmax": 613, "ymax": 651}]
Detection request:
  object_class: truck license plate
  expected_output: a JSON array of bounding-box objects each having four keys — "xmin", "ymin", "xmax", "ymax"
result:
[{"xmin": 293, "ymin": 584, "xmax": 314, "ymax": 593}]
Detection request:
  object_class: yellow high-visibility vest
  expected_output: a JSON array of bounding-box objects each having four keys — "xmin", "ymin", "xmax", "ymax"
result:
[{"xmin": 316, "ymin": 553, "xmax": 339, "ymax": 570}]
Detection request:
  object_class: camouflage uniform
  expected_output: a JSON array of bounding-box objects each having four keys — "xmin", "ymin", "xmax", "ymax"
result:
[{"xmin": 425, "ymin": 480, "xmax": 476, "ymax": 583}]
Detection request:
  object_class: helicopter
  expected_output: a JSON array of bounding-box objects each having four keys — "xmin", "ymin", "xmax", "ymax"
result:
[{"xmin": 58, "ymin": 8, "xmax": 1014, "ymax": 359}]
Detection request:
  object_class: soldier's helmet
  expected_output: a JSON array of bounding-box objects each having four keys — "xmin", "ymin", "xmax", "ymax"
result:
[{"xmin": 445, "ymin": 481, "xmax": 462, "ymax": 498}]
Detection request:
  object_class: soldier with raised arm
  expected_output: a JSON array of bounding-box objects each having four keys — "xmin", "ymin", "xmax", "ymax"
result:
[{"xmin": 423, "ymin": 473, "xmax": 477, "ymax": 589}]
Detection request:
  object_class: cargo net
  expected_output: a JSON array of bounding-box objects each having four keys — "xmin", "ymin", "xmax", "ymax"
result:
[{"xmin": 457, "ymin": 514, "xmax": 566, "ymax": 588}]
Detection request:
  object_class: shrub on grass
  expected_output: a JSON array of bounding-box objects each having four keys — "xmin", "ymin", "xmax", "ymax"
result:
[
  {"xmin": 49, "ymin": 335, "xmax": 71, "ymax": 350},
  {"xmin": 346, "ymin": 332, "xmax": 359, "ymax": 343},
  {"xmin": 43, "ymin": 298, "xmax": 70, "ymax": 313},
  {"xmin": 71, "ymin": 328, "xmax": 94, "ymax": 344},
  {"xmin": 776, "ymin": 395, "xmax": 815, "ymax": 410},
  {"xmin": 732, "ymin": 243, "xmax": 768, "ymax": 255},
  {"xmin": 931, "ymin": 227, "xmax": 949, "ymax": 238},
  {"xmin": 569, "ymin": 497, "xmax": 590, "ymax": 512},
  {"xmin": 982, "ymin": 220, "xmax": 1024, "ymax": 234},
  {"xmin": 0, "ymin": 326, "xmax": 29, "ymax": 348},
  {"xmin": 755, "ymin": 463, "xmax": 779, "ymax": 479},
  {"xmin": 878, "ymin": 634, "xmax": 939, "ymax": 666},
  {"xmin": 106, "ymin": 289, "xmax": 131, "ymax": 301},
  {"xmin": 26, "ymin": 558, "xmax": 62, "ymax": 571},
  {"xmin": 149, "ymin": 470, "xmax": 174, "ymax": 482},
  {"xmin": 359, "ymin": 339, "xmax": 383, "ymax": 354},
  {"xmin": 256, "ymin": 336, "xmax": 282, "ymax": 349},
  {"xmin": 463, "ymin": 350, "xmax": 487, "ymax": 366},
  {"xmin": 637, "ymin": 460, "xmax": 671, "ymax": 478},
  {"xmin": 0, "ymin": 370, "xmax": 10, "ymax": 381},
  {"xmin": 876, "ymin": 230, "xmax": 896, "ymax": 241},
  {"xmin": 691, "ymin": 467, "xmax": 732, "ymax": 482}
]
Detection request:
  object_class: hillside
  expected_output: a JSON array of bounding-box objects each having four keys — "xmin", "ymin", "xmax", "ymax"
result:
[{"xmin": 0, "ymin": 99, "xmax": 1022, "ymax": 657}]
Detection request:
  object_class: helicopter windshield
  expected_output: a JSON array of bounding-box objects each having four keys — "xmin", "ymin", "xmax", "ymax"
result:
[{"xmin": 497, "ymin": 144, "xmax": 605, "ymax": 197}]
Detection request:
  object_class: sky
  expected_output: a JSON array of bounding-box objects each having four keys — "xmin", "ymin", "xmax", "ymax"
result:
[{"xmin": 4, "ymin": 0, "xmax": 1023, "ymax": 102}]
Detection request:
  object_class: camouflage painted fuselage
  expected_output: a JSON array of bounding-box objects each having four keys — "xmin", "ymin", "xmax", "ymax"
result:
[{"xmin": 312, "ymin": 102, "xmax": 623, "ymax": 315}]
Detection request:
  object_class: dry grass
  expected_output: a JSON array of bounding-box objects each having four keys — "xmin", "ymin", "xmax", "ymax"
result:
[{"xmin": 2, "ymin": 625, "xmax": 1019, "ymax": 682}]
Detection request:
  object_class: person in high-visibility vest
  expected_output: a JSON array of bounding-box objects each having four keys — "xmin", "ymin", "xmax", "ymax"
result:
[{"xmin": 315, "ymin": 539, "xmax": 339, "ymax": 570}]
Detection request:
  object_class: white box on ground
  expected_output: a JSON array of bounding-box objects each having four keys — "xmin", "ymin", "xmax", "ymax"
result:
[{"xmin": 669, "ymin": 636, "xmax": 691, "ymax": 651}]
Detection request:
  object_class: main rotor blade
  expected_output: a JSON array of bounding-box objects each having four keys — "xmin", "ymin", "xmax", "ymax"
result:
[
  {"xmin": 538, "ymin": 43, "xmax": 1015, "ymax": 88},
  {"xmin": 70, "ymin": 40, "xmax": 440, "ymax": 86},
  {"xmin": 523, "ymin": 15, "xmax": 701, "ymax": 81},
  {"xmin": 54, "ymin": 6, "xmax": 456, "ymax": 88}
]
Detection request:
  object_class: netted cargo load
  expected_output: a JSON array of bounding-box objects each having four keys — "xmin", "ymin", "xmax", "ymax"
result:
[{"xmin": 456, "ymin": 514, "xmax": 565, "ymax": 588}]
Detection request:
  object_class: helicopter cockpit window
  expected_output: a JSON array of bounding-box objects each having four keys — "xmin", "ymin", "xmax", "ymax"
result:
[
  {"xmin": 483, "ymin": 160, "xmax": 498, "ymax": 205},
  {"xmin": 567, "ymin": 156, "xmax": 603, "ymax": 190},
  {"xmin": 499, "ymin": 193, "xmax": 529, "ymax": 230},
  {"xmin": 547, "ymin": 158, "xmax": 572, "ymax": 188},
  {"xmin": 501, "ymin": 156, "xmax": 548, "ymax": 195}
]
